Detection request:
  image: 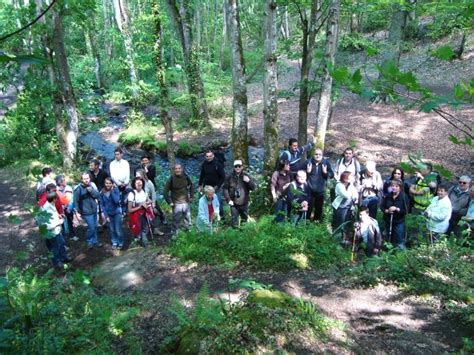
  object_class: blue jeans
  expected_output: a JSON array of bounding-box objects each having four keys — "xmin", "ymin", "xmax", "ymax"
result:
[
  {"xmin": 387, "ymin": 220, "xmax": 405, "ymax": 247},
  {"xmin": 274, "ymin": 199, "xmax": 289, "ymax": 223},
  {"xmin": 83, "ymin": 214, "xmax": 98, "ymax": 246},
  {"xmin": 108, "ymin": 213, "xmax": 124, "ymax": 247},
  {"xmin": 362, "ymin": 196, "xmax": 379, "ymax": 218},
  {"xmin": 45, "ymin": 233, "xmax": 68, "ymax": 266}
]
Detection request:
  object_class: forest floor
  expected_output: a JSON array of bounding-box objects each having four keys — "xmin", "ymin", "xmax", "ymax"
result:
[{"xmin": 0, "ymin": 166, "xmax": 471, "ymax": 353}]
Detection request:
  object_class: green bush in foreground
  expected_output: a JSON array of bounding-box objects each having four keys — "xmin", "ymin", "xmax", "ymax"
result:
[
  {"xmin": 167, "ymin": 217, "xmax": 350, "ymax": 270},
  {"xmin": 0, "ymin": 268, "xmax": 138, "ymax": 354},
  {"xmin": 164, "ymin": 283, "xmax": 344, "ymax": 353},
  {"xmin": 347, "ymin": 239, "xmax": 473, "ymax": 326}
]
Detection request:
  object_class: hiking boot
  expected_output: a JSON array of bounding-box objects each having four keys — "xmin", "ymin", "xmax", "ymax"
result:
[
  {"xmin": 154, "ymin": 228, "xmax": 164, "ymax": 236},
  {"xmin": 141, "ymin": 235, "xmax": 149, "ymax": 247},
  {"xmin": 71, "ymin": 236, "xmax": 79, "ymax": 242},
  {"xmin": 63, "ymin": 256, "xmax": 74, "ymax": 263},
  {"xmin": 95, "ymin": 242, "xmax": 103, "ymax": 248}
]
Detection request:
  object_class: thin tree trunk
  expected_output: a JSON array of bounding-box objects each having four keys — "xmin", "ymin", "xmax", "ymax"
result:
[
  {"xmin": 263, "ymin": 0, "xmax": 279, "ymax": 177},
  {"xmin": 219, "ymin": 2, "xmax": 227, "ymax": 70},
  {"xmin": 454, "ymin": 31, "xmax": 466, "ymax": 60},
  {"xmin": 315, "ymin": 0, "xmax": 339, "ymax": 150},
  {"xmin": 86, "ymin": 17, "xmax": 105, "ymax": 92},
  {"xmin": 194, "ymin": 0, "xmax": 201, "ymax": 49},
  {"xmin": 297, "ymin": 0, "xmax": 321, "ymax": 145},
  {"xmin": 102, "ymin": 0, "xmax": 113, "ymax": 60},
  {"xmin": 226, "ymin": 0, "xmax": 248, "ymax": 165},
  {"xmin": 381, "ymin": 3, "xmax": 408, "ymax": 68},
  {"xmin": 165, "ymin": 0, "xmax": 209, "ymax": 127},
  {"xmin": 51, "ymin": 9, "xmax": 79, "ymax": 168},
  {"xmin": 112, "ymin": 0, "xmax": 139, "ymax": 98},
  {"xmin": 152, "ymin": 0, "xmax": 176, "ymax": 169}
]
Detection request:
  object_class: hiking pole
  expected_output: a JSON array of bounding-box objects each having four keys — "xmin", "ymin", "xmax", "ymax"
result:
[
  {"xmin": 388, "ymin": 213, "xmax": 394, "ymax": 244},
  {"xmin": 351, "ymin": 228, "xmax": 358, "ymax": 262}
]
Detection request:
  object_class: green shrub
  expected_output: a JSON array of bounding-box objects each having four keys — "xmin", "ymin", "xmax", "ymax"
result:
[
  {"xmin": 339, "ymin": 33, "xmax": 378, "ymax": 52},
  {"xmin": 0, "ymin": 268, "xmax": 138, "ymax": 353},
  {"xmin": 163, "ymin": 283, "xmax": 344, "ymax": 353},
  {"xmin": 167, "ymin": 217, "xmax": 349, "ymax": 271}
]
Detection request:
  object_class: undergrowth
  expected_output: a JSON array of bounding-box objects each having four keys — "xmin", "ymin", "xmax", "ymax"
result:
[
  {"xmin": 163, "ymin": 282, "xmax": 344, "ymax": 353},
  {"xmin": 167, "ymin": 217, "xmax": 349, "ymax": 270},
  {"xmin": 0, "ymin": 268, "xmax": 139, "ymax": 353}
]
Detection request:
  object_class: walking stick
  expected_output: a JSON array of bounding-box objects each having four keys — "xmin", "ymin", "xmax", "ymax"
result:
[
  {"xmin": 388, "ymin": 213, "xmax": 394, "ymax": 244},
  {"xmin": 351, "ymin": 229, "xmax": 358, "ymax": 262}
]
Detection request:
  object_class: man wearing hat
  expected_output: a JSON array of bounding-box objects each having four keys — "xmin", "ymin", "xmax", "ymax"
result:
[{"xmin": 223, "ymin": 160, "xmax": 256, "ymax": 228}]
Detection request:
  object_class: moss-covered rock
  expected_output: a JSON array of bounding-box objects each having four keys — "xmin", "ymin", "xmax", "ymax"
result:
[{"xmin": 247, "ymin": 289, "xmax": 293, "ymax": 309}]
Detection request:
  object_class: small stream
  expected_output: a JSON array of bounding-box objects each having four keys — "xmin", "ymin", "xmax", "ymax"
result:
[{"xmin": 79, "ymin": 113, "xmax": 265, "ymax": 179}]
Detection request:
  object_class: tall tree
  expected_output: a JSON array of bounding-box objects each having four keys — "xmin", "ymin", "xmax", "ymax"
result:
[
  {"xmin": 315, "ymin": 0, "xmax": 339, "ymax": 149},
  {"xmin": 165, "ymin": 0, "xmax": 209, "ymax": 127},
  {"xmin": 296, "ymin": 0, "xmax": 324, "ymax": 144},
  {"xmin": 381, "ymin": 2, "xmax": 409, "ymax": 69},
  {"xmin": 219, "ymin": 2, "xmax": 227, "ymax": 69},
  {"xmin": 263, "ymin": 0, "xmax": 279, "ymax": 177},
  {"xmin": 226, "ymin": 0, "xmax": 248, "ymax": 165},
  {"xmin": 112, "ymin": 0, "xmax": 139, "ymax": 98},
  {"xmin": 152, "ymin": 0, "xmax": 176, "ymax": 169},
  {"xmin": 86, "ymin": 15, "xmax": 105, "ymax": 91}
]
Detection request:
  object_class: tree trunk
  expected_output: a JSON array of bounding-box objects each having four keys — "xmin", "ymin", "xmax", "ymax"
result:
[
  {"xmin": 165, "ymin": 0, "xmax": 209, "ymax": 127},
  {"xmin": 350, "ymin": 0, "xmax": 359, "ymax": 33},
  {"xmin": 194, "ymin": 0, "xmax": 201, "ymax": 49},
  {"xmin": 112, "ymin": 0, "xmax": 139, "ymax": 98},
  {"xmin": 454, "ymin": 31, "xmax": 466, "ymax": 60},
  {"xmin": 51, "ymin": 9, "xmax": 79, "ymax": 168},
  {"xmin": 226, "ymin": 0, "xmax": 249, "ymax": 165},
  {"xmin": 219, "ymin": 2, "xmax": 227, "ymax": 70},
  {"xmin": 298, "ymin": 0, "xmax": 321, "ymax": 145},
  {"xmin": 86, "ymin": 17, "xmax": 105, "ymax": 92},
  {"xmin": 102, "ymin": 0, "xmax": 113, "ymax": 60},
  {"xmin": 315, "ymin": 0, "xmax": 339, "ymax": 150},
  {"xmin": 263, "ymin": 0, "xmax": 279, "ymax": 177},
  {"xmin": 381, "ymin": 3, "xmax": 408, "ymax": 69},
  {"xmin": 152, "ymin": 0, "xmax": 176, "ymax": 169}
]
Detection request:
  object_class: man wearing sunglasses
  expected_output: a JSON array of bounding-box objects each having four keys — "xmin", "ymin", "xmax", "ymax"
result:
[
  {"xmin": 447, "ymin": 175, "xmax": 471, "ymax": 235},
  {"xmin": 223, "ymin": 160, "xmax": 256, "ymax": 228}
]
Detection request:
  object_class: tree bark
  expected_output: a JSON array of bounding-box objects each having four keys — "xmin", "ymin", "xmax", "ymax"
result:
[
  {"xmin": 263, "ymin": 0, "xmax": 279, "ymax": 177},
  {"xmin": 219, "ymin": 2, "xmax": 227, "ymax": 70},
  {"xmin": 152, "ymin": 0, "xmax": 176, "ymax": 169},
  {"xmin": 165, "ymin": 0, "xmax": 209, "ymax": 127},
  {"xmin": 315, "ymin": 0, "xmax": 339, "ymax": 150},
  {"xmin": 102, "ymin": 0, "xmax": 113, "ymax": 60},
  {"xmin": 381, "ymin": 3, "xmax": 408, "ymax": 69},
  {"xmin": 226, "ymin": 0, "xmax": 249, "ymax": 165},
  {"xmin": 297, "ymin": 0, "xmax": 322, "ymax": 145},
  {"xmin": 112, "ymin": 0, "xmax": 139, "ymax": 98},
  {"xmin": 86, "ymin": 16, "xmax": 105, "ymax": 92}
]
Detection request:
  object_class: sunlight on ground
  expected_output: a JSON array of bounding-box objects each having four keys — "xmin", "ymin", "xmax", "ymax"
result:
[{"xmin": 122, "ymin": 270, "xmax": 144, "ymax": 287}]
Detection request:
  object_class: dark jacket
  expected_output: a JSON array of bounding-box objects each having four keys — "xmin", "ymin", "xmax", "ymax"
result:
[
  {"xmin": 89, "ymin": 169, "xmax": 109, "ymax": 191},
  {"xmin": 280, "ymin": 142, "xmax": 313, "ymax": 174},
  {"xmin": 306, "ymin": 157, "xmax": 334, "ymax": 194},
  {"xmin": 198, "ymin": 159, "xmax": 226, "ymax": 189},
  {"xmin": 74, "ymin": 183, "xmax": 100, "ymax": 216},
  {"xmin": 100, "ymin": 187, "xmax": 121, "ymax": 217},
  {"xmin": 287, "ymin": 181, "xmax": 311, "ymax": 209},
  {"xmin": 381, "ymin": 192, "xmax": 408, "ymax": 224},
  {"xmin": 134, "ymin": 164, "xmax": 156, "ymax": 187},
  {"xmin": 448, "ymin": 186, "xmax": 470, "ymax": 215},
  {"xmin": 163, "ymin": 174, "xmax": 194, "ymax": 204},
  {"xmin": 223, "ymin": 172, "xmax": 256, "ymax": 206}
]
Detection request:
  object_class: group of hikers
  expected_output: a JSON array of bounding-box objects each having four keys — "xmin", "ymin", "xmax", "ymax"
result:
[{"xmin": 36, "ymin": 139, "xmax": 473, "ymax": 268}]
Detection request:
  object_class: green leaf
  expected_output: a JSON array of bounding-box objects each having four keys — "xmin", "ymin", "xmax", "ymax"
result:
[
  {"xmin": 329, "ymin": 66, "xmax": 349, "ymax": 82},
  {"xmin": 431, "ymin": 45, "xmax": 455, "ymax": 61},
  {"xmin": 0, "ymin": 53, "xmax": 47, "ymax": 65},
  {"xmin": 448, "ymin": 135, "xmax": 460, "ymax": 144},
  {"xmin": 453, "ymin": 84, "xmax": 464, "ymax": 100},
  {"xmin": 419, "ymin": 100, "xmax": 438, "ymax": 113},
  {"xmin": 365, "ymin": 46, "xmax": 378, "ymax": 56},
  {"xmin": 7, "ymin": 214, "xmax": 21, "ymax": 225},
  {"xmin": 352, "ymin": 69, "xmax": 362, "ymax": 84}
]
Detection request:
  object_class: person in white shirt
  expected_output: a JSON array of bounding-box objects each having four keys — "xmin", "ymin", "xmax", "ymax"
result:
[
  {"xmin": 359, "ymin": 161, "xmax": 383, "ymax": 218},
  {"xmin": 334, "ymin": 147, "xmax": 361, "ymax": 185},
  {"xmin": 425, "ymin": 183, "xmax": 452, "ymax": 241},
  {"xmin": 109, "ymin": 147, "xmax": 131, "ymax": 213}
]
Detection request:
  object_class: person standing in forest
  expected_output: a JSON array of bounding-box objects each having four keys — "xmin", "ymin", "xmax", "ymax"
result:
[
  {"xmin": 55, "ymin": 175, "xmax": 78, "ymax": 242},
  {"xmin": 74, "ymin": 172, "xmax": 102, "ymax": 249},
  {"xmin": 354, "ymin": 206, "xmax": 382, "ymax": 257},
  {"xmin": 36, "ymin": 167, "xmax": 54, "ymax": 201},
  {"xmin": 134, "ymin": 155, "xmax": 156, "ymax": 186},
  {"xmin": 409, "ymin": 163, "xmax": 438, "ymax": 214},
  {"xmin": 109, "ymin": 147, "xmax": 131, "ymax": 214},
  {"xmin": 163, "ymin": 164, "xmax": 194, "ymax": 233},
  {"xmin": 271, "ymin": 158, "xmax": 292, "ymax": 222},
  {"xmin": 424, "ymin": 183, "xmax": 452, "ymax": 241},
  {"xmin": 100, "ymin": 177, "xmax": 124, "ymax": 250},
  {"xmin": 447, "ymin": 175, "xmax": 471, "ymax": 235},
  {"xmin": 381, "ymin": 179, "xmax": 408, "ymax": 249},
  {"xmin": 287, "ymin": 170, "xmax": 312, "ymax": 224},
  {"xmin": 306, "ymin": 148, "xmax": 334, "ymax": 222},
  {"xmin": 359, "ymin": 161, "xmax": 383, "ymax": 219},
  {"xmin": 89, "ymin": 159, "xmax": 109, "ymax": 191},
  {"xmin": 196, "ymin": 186, "xmax": 220, "ymax": 233},
  {"xmin": 280, "ymin": 138, "xmax": 314, "ymax": 179},
  {"xmin": 333, "ymin": 147, "xmax": 361, "ymax": 185},
  {"xmin": 198, "ymin": 150, "xmax": 226, "ymax": 216},
  {"xmin": 332, "ymin": 171, "xmax": 359, "ymax": 244},
  {"xmin": 223, "ymin": 160, "xmax": 256, "ymax": 228}
]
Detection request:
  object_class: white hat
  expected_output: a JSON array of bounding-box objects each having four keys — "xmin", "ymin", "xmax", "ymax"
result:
[
  {"xmin": 234, "ymin": 159, "xmax": 243, "ymax": 166},
  {"xmin": 366, "ymin": 161, "xmax": 376, "ymax": 173}
]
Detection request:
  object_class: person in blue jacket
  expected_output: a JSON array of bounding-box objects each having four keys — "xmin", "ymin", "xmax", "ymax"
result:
[{"xmin": 100, "ymin": 177, "xmax": 124, "ymax": 249}]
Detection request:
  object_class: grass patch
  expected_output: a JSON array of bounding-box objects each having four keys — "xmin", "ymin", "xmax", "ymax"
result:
[
  {"xmin": 163, "ymin": 283, "xmax": 345, "ymax": 353},
  {"xmin": 167, "ymin": 217, "xmax": 350, "ymax": 271}
]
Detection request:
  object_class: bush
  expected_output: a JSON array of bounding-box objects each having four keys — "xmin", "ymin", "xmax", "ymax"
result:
[
  {"xmin": 163, "ymin": 283, "xmax": 344, "ymax": 353},
  {"xmin": 0, "ymin": 268, "xmax": 138, "ymax": 353},
  {"xmin": 167, "ymin": 217, "xmax": 349, "ymax": 271},
  {"xmin": 339, "ymin": 33, "xmax": 378, "ymax": 52},
  {"xmin": 347, "ymin": 238, "xmax": 473, "ymax": 325}
]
